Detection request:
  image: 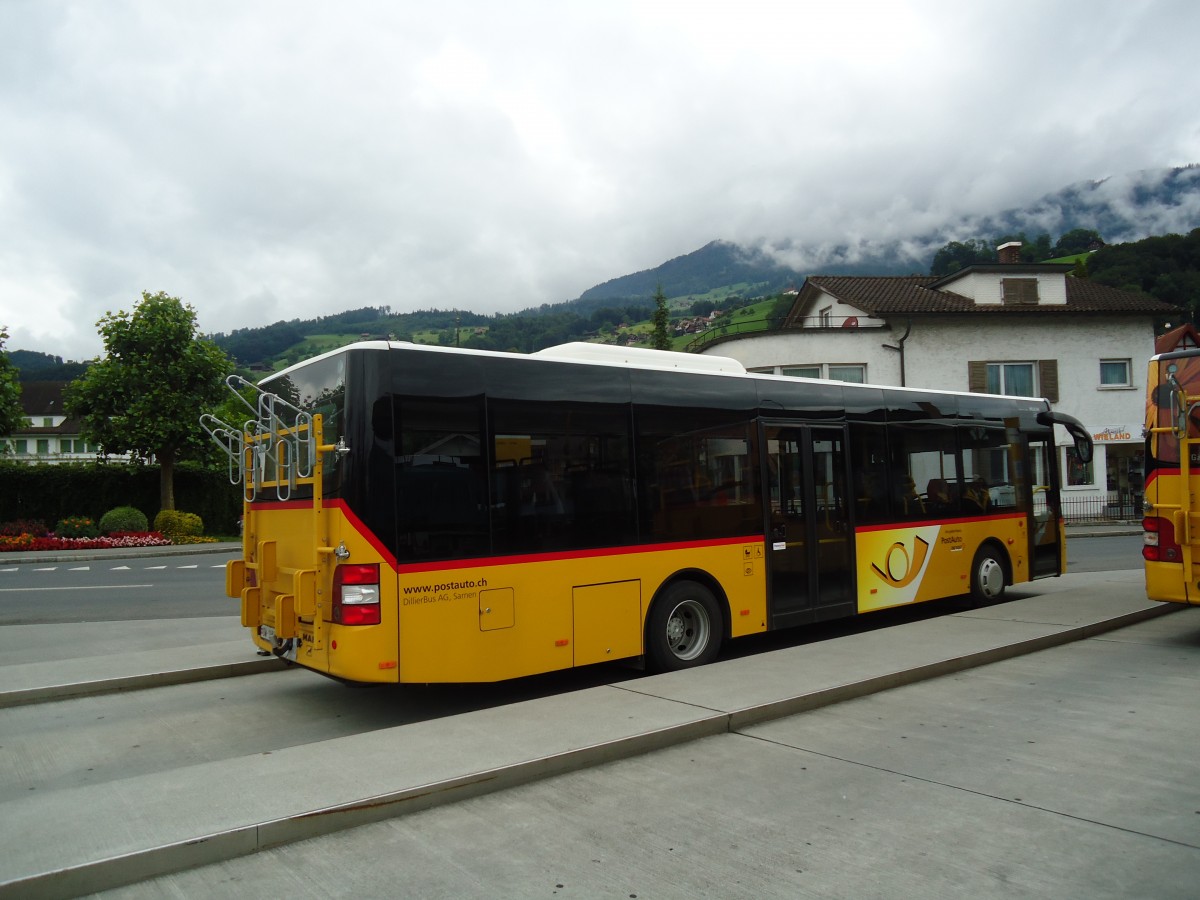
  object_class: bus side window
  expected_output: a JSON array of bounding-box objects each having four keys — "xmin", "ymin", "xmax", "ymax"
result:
[
  {"xmin": 891, "ymin": 423, "xmax": 960, "ymax": 520},
  {"xmin": 960, "ymin": 425, "xmax": 1015, "ymax": 512},
  {"xmin": 489, "ymin": 399, "xmax": 636, "ymax": 554},
  {"xmin": 848, "ymin": 423, "xmax": 889, "ymax": 523},
  {"xmin": 393, "ymin": 395, "xmax": 488, "ymax": 563}
]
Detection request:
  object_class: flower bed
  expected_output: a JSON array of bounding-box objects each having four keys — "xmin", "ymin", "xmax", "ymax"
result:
[{"xmin": 0, "ymin": 531, "xmax": 173, "ymax": 552}]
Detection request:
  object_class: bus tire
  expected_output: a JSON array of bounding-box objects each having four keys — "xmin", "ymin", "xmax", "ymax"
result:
[
  {"xmin": 646, "ymin": 581, "xmax": 723, "ymax": 671},
  {"xmin": 970, "ymin": 544, "xmax": 1008, "ymax": 604}
]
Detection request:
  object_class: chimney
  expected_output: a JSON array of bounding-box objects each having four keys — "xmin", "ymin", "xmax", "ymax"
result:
[{"xmin": 997, "ymin": 241, "xmax": 1022, "ymax": 264}]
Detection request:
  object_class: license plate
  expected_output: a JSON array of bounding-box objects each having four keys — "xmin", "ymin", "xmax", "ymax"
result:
[{"xmin": 259, "ymin": 624, "xmax": 276, "ymax": 644}]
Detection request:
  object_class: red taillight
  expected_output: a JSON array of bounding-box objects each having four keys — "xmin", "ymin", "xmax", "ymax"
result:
[
  {"xmin": 1143, "ymin": 516, "xmax": 1181, "ymax": 563},
  {"xmin": 332, "ymin": 563, "xmax": 381, "ymax": 625}
]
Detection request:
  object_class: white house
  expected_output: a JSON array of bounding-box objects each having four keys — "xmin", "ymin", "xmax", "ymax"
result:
[
  {"xmin": 2, "ymin": 381, "xmax": 123, "ymax": 463},
  {"xmin": 700, "ymin": 243, "xmax": 1177, "ymax": 518}
]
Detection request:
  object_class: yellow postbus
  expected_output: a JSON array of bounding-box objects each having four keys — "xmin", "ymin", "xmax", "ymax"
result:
[
  {"xmin": 204, "ymin": 340, "xmax": 1093, "ymax": 684},
  {"xmin": 1143, "ymin": 347, "xmax": 1200, "ymax": 604}
]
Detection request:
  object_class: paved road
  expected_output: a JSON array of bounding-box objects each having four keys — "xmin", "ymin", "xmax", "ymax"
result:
[
  {"xmin": 1065, "ymin": 533, "xmax": 1142, "ymax": 573},
  {"xmin": 0, "ymin": 550, "xmax": 237, "ymax": 624}
]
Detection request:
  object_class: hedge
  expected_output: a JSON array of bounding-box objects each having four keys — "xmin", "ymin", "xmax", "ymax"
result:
[{"xmin": 0, "ymin": 461, "xmax": 241, "ymax": 535}]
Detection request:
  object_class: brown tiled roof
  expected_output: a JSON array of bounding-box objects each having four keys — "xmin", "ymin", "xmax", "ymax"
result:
[
  {"xmin": 1155, "ymin": 323, "xmax": 1200, "ymax": 353},
  {"xmin": 791, "ymin": 273, "xmax": 1175, "ymax": 320},
  {"xmin": 19, "ymin": 381, "xmax": 70, "ymax": 416},
  {"xmin": 14, "ymin": 381, "xmax": 83, "ymax": 435}
]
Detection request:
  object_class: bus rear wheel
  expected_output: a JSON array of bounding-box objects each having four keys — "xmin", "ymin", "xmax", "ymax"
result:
[
  {"xmin": 970, "ymin": 545, "xmax": 1008, "ymax": 604},
  {"xmin": 647, "ymin": 581, "xmax": 723, "ymax": 671}
]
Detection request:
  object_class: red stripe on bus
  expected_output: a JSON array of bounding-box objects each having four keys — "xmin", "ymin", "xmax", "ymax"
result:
[{"xmin": 394, "ymin": 534, "xmax": 763, "ymax": 575}]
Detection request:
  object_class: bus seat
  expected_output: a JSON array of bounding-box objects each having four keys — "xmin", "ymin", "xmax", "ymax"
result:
[{"xmin": 926, "ymin": 478, "xmax": 950, "ymax": 511}]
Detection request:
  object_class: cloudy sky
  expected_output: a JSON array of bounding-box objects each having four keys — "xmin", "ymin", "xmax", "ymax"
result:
[{"xmin": 2, "ymin": 0, "xmax": 1198, "ymax": 361}]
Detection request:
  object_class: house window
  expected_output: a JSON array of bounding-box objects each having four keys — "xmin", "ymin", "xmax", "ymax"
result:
[
  {"xmin": 968, "ymin": 360, "xmax": 1059, "ymax": 402},
  {"xmin": 987, "ymin": 362, "xmax": 1035, "ymax": 396},
  {"xmin": 1065, "ymin": 448, "xmax": 1094, "ymax": 487},
  {"xmin": 36, "ymin": 439, "xmax": 49, "ymax": 455},
  {"xmin": 14, "ymin": 439, "xmax": 27, "ymax": 455},
  {"xmin": 828, "ymin": 364, "xmax": 866, "ymax": 384},
  {"xmin": 779, "ymin": 364, "xmax": 866, "ymax": 382},
  {"xmin": 819, "ymin": 307, "xmax": 833, "ymax": 328},
  {"xmin": 42, "ymin": 417, "xmax": 53, "ymax": 428},
  {"xmin": 1099, "ymin": 359, "xmax": 1131, "ymax": 388},
  {"xmin": 1001, "ymin": 278, "xmax": 1039, "ymax": 305},
  {"xmin": 781, "ymin": 365, "xmax": 821, "ymax": 379}
]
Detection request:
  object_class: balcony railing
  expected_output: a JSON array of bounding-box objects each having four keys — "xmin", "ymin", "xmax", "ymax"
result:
[{"xmin": 683, "ymin": 314, "xmax": 879, "ymax": 352}]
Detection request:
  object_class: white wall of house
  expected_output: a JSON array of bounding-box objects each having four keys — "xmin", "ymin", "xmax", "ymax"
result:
[
  {"xmin": 710, "ymin": 328, "xmax": 903, "ymax": 383},
  {"xmin": 940, "ymin": 270, "xmax": 1068, "ymax": 305}
]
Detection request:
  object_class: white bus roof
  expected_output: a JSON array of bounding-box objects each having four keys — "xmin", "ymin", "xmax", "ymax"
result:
[{"xmin": 533, "ymin": 341, "xmax": 745, "ymax": 374}]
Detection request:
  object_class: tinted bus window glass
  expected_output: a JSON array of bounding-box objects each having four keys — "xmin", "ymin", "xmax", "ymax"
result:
[
  {"xmin": 489, "ymin": 399, "xmax": 635, "ymax": 554},
  {"xmin": 393, "ymin": 395, "xmax": 488, "ymax": 563},
  {"xmin": 959, "ymin": 425, "xmax": 1014, "ymax": 512},
  {"xmin": 848, "ymin": 423, "xmax": 889, "ymax": 523},
  {"xmin": 890, "ymin": 424, "xmax": 961, "ymax": 518},
  {"xmin": 756, "ymin": 378, "xmax": 845, "ymax": 420},
  {"xmin": 263, "ymin": 353, "xmax": 346, "ymax": 495},
  {"xmin": 636, "ymin": 408, "xmax": 758, "ymax": 542}
]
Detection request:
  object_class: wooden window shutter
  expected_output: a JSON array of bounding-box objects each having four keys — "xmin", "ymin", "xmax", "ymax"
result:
[
  {"xmin": 968, "ymin": 360, "xmax": 987, "ymax": 393},
  {"xmin": 1038, "ymin": 359, "xmax": 1059, "ymax": 403},
  {"xmin": 1002, "ymin": 278, "xmax": 1039, "ymax": 305}
]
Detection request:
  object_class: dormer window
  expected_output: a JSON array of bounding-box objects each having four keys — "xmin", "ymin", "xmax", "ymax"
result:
[{"xmin": 1001, "ymin": 278, "xmax": 1039, "ymax": 305}]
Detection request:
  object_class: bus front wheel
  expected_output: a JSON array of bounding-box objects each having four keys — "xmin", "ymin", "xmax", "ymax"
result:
[
  {"xmin": 647, "ymin": 581, "xmax": 723, "ymax": 671},
  {"xmin": 970, "ymin": 545, "xmax": 1008, "ymax": 604}
]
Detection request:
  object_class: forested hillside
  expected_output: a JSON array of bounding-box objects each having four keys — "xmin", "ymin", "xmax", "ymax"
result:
[
  {"xmin": 201, "ymin": 225, "xmax": 1200, "ymax": 367},
  {"xmin": 1089, "ymin": 228, "xmax": 1200, "ymax": 318},
  {"xmin": 578, "ymin": 240, "xmax": 803, "ymax": 303}
]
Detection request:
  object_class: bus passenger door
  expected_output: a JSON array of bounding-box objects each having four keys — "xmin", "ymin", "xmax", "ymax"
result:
[
  {"xmin": 762, "ymin": 423, "xmax": 856, "ymax": 628},
  {"xmin": 1027, "ymin": 434, "xmax": 1063, "ymax": 577}
]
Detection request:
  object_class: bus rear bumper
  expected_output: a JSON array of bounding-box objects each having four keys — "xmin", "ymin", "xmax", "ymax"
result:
[{"xmin": 1144, "ymin": 562, "xmax": 1199, "ymax": 605}]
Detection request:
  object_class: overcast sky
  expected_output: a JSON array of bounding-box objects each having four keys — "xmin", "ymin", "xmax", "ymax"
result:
[{"xmin": 2, "ymin": 0, "xmax": 1198, "ymax": 361}]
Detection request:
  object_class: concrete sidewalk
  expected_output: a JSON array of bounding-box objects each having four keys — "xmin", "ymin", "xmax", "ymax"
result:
[
  {"xmin": 0, "ymin": 569, "xmax": 1178, "ymax": 898},
  {"xmin": 0, "ymin": 617, "xmax": 286, "ymax": 708}
]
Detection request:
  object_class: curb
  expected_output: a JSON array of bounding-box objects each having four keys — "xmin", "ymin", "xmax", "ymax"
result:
[
  {"xmin": 0, "ymin": 543, "xmax": 240, "ymax": 566},
  {"xmin": 0, "ymin": 655, "xmax": 288, "ymax": 709}
]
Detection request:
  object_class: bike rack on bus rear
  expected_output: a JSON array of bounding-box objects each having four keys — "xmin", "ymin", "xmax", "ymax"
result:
[{"xmin": 200, "ymin": 374, "xmax": 317, "ymax": 502}]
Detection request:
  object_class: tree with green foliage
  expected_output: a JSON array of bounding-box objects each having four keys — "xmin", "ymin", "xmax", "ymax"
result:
[
  {"xmin": 1052, "ymin": 228, "xmax": 1104, "ymax": 257},
  {"xmin": 1088, "ymin": 228, "xmax": 1200, "ymax": 321},
  {"xmin": 930, "ymin": 239, "xmax": 994, "ymax": 276},
  {"xmin": 0, "ymin": 327, "xmax": 23, "ymax": 448},
  {"xmin": 65, "ymin": 292, "xmax": 231, "ymax": 511},
  {"xmin": 651, "ymin": 284, "xmax": 671, "ymax": 350}
]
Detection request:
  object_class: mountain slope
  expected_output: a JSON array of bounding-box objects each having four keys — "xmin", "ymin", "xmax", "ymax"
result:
[
  {"xmin": 578, "ymin": 240, "xmax": 801, "ymax": 303},
  {"xmin": 575, "ymin": 164, "xmax": 1200, "ymax": 303}
]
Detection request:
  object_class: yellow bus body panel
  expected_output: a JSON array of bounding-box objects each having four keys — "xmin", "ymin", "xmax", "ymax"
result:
[
  {"xmin": 1145, "ymin": 561, "xmax": 1192, "ymax": 604},
  {"xmin": 855, "ymin": 515, "xmax": 1029, "ymax": 612},
  {"xmin": 238, "ymin": 501, "xmax": 769, "ymax": 684},
  {"xmin": 396, "ymin": 539, "xmax": 769, "ymax": 683}
]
